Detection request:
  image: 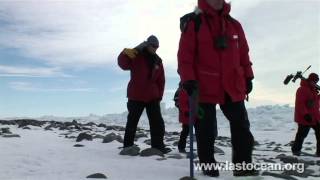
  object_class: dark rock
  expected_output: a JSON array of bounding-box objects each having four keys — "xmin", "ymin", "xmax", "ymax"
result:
[
  {"xmin": 144, "ymin": 139, "xmax": 151, "ymax": 145},
  {"xmin": 64, "ymin": 122, "xmax": 75, "ymax": 127},
  {"xmin": 72, "ymin": 120, "xmax": 78, "ymax": 124},
  {"xmin": 76, "ymin": 133, "xmax": 93, "ymax": 142},
  {"xmin": 284, "ymin": 141, "xmax": 294, "ymax": 147},
  {"xmin": 167, "ymin": 154, "xmax": 183, "ymax": 159},
  {"xmin": 86, "ymin": 173, "xmax": 107, "ymax": 179},
  {"xmin": 216, "ymin": 141, "xmax": 231, "ymax": 147},
  {"xmin": 262, "ymin": 171, "xmax": 298, "ymax": 180},
  {"xmin": 135, "ymin": 132, "xmax": 148, "ymax": 140},
  {"xmin": 102, "ymin": 133, "xmax": 123, "ymax": 143},
  {"xmin": 74, "ymin": 144, "xmax": 85, "ymax": 147},
  {"xmin": 119, "ymin": 146, "xmax": 140, "ymax": 156},
  {"xmin": 172, "ymin": 141, "xmax": 179, "ymax": 146},
  {"xmin": 109, "ymin": 125, "xmax": 125, "ymax": 131},
  {"xmin": 214, "ymin": 146, "xmax": 224, "ymax": 154},
  {"xmin": 254, "ymin": 140, "xmax": 260, "ymax": 146},
  {"xmin": 65, "ymin": 135, "xmax": 77, "ymax": 139},
  {"xmin": 59, "ymin": 126, "xmax": 69, "ymax": 131},
  {"xmin": 82, "ymin": 127, "xmax": 92, "ymax": 131},
  {"xmin": 283, "ymin": 169, "xmax": 314, "ymax": 178},
  {"xmin": 93, "ymin": 134, "xmax": 105, "ymax": 139},
  {"xmin": 273, "ymin": 147, "xmax": 286, "ymax": 152},
  {"xmin": 156, "ymin": 157, "xmax": 167, "ymax": 161},
  {"xmin": 304, "ymin": 147, "xmax": 312, "ymax": 151},
  {"xmin": 300, "ymin": 151, "xmax": 317, "ymax": 157},
  {"xmin": 276, "ymin": 154, "xmax": 314, "ymax": 166},
  {"xmin": 16, "ymin": 119, "xmax": 44, "ymax": 128},
  {"xmin": 180, "ymin": 176, "xmax": 197, "ymax": 180},
  {"xmin": 170, "ymin": 131, "xmax": 180, "ymax": 136},
  {"xmin": 0, "ymin": 120, "xmax": 16, "ymax": 125},
  {"xmin": 105, "ymin": 126, "xmax": 113, "ymax": 131},
  {"xmin": 74, "ymin": 125, "xmax": 82, "ymax": 130},
  {"xmin": 276, "ymin": 154, "xmax": 299, "ymax": 163},
  {"xmin": 98, "ymin": 123, "xmax": 107, "ymax": 128},
  {"xmin": 216, "ymin": 136, "xmax": 231, "ymax": 141},
  {"xmin": 1, "ymin": 128, "xmax": 11, "ymax": 134},
  {"xmin": 165, "ymin": 137, "xmax": 178, "ymax": 142},
  {"xmin": 22, "ymin": 126, "xmax": 31, "ymax": 130},
  {"xmin": 268, "ymin": 141, "xmax": 276, "ymax": 145},
  {"xmin": 140, "ymin": 148, "xmax": 164, "ymax": 157},
  {"xmin": 3, "ymin": 134, "xmax": 20, "ymax": 138},
  {"xmin": 298, "ymin": 159, "xmax": 316, "ymax": 166},
  {"xmin": 44, "ymin": 125, "xmax": 53, "ymax": 131},
  {"xmin": 84, "ymin": 122, "xmax": 97, "ymax": 127}
]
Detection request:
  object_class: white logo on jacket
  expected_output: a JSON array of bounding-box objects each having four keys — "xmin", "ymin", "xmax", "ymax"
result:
[{"xmin": 233, "ymin": 34, "xmax": 239, "ymax": 48}]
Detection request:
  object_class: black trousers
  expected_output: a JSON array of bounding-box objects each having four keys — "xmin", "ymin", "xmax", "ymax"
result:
[
  {"xmin": 123, "ymin": 100, "xmax": 165, "ymax": 149},
  {"xmin": 195, "ymin": 99, "xmax": 254, "ymax": 164},
  {"xmin": 178, "ymin": 124, "xmax": 189, "ymax": 150},
  {"xmin": 292, "ymin": 123, "xmax": 320, "ymax": 154}
]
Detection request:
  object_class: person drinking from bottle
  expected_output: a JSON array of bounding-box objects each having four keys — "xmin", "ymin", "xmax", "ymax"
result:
[{"xmin": 118, "ymin": 35, "xmax": 171, "ymax": 154}]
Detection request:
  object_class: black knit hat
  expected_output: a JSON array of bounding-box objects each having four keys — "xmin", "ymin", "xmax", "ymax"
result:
[
  {"xmin": 308, "ymin": 73, "xmax": 319, "ymax": 83},
  {"xmin": 146, "ymin": 35, "xmax": 159, "ymax": 48}
]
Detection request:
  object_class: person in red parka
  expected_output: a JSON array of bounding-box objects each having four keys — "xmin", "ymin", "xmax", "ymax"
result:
[
  {"xmin": 292, "ymin": 73, "xmax": 320, "ymax": 157},
  {"xmin": 173, "ymin": 82, "xmax": 190, "ymax": 153},
  {"xmin": 118, "ymin": 35, "xmax": 170, "ymax": 154},
  {"xmin": 178, "ymin": 0, "xmax": 256, "ymax": 177}
]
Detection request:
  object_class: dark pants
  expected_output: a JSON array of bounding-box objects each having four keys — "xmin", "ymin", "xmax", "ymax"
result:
[
  {"xmin": 178, "ymin": 124, "xmax": 189, "ymax": 150},
  {"xmin": 195, "ymin": 99, "xmax": 254, "ymax": 164},
  {"xmin": 292, "ymin": 123, "xmax": 320, "ymax": 154},
  {"xmin": 123, "ymin": 100, "xmax": 165, "ymax": 149}
]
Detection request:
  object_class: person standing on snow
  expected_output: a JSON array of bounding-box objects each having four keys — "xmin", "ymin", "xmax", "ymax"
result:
[
  {"xmin": 118, "ymin": 35, "xmax": 170, "ymax": 154},
  {"xmin": 173, "ymin": 82, "xmax": 190, "ymax": 153},
  {"xmin": 292, "ymin": 73, "xmax": 320, "ymax": 157},
  {"xmin": 178, "ymin": 0, "xmax": 256, "ymax": 177}
]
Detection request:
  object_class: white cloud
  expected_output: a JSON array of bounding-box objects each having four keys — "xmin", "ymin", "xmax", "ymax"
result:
[
  {"xmin": 0, "ymin": 65, "xmax": 71, "ymax": 77},
  {"xmin": 0, "ymin": 0, "xmax": 197, "ymax": 68},
  {"xmin": 9, "ymin": 81, "xmax": 95, "ymax": 92},
  {"xmin": 0, "ymin": 0, "xmax": 319, "ymax": 107}
]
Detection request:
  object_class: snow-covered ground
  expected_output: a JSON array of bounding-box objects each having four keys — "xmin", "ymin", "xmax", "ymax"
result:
[{"xmin": 1, "ymin": 105, "xmax": 319, "ymax": 180}]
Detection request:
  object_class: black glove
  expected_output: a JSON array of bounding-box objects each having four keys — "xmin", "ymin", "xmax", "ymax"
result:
[
  {"xmin": 182, "ymin": 80, "xmax": 198, "ymax": 96},
  {"xmin": 246, "ymin": 79, "xmax": 253, "ymax": 94},
  {"xmin": 304, "ymin": 114, "xmax": 312, "ymax": 122}
]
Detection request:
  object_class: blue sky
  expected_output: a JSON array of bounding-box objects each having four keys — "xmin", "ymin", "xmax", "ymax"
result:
[{"xmin": 0, "ymin": 0, "xmax": 319, "ymax": 117}]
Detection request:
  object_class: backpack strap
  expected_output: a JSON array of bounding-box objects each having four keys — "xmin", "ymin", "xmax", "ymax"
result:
[
  {"xmin": 226, "ymin": 14, "xmax": 237, "ymax": 23},
  {"xmin": 180, "ymin": 8, "xmax": 202, "ymax": 33}
]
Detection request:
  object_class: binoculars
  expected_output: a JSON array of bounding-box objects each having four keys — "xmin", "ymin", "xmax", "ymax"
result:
[{"xmin": 215, "ymin": 35, "xmax": 228, "ymax": 49}]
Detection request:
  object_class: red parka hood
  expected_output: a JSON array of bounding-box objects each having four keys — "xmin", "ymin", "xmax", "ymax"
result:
[{"xmin": 198, "ymin": 0, "xmax": 231, "ymax": 16}]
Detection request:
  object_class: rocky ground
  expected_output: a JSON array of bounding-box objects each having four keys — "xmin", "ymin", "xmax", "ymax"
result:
[{"xmin": 1, "ymin": 119, "xmax": 319, "ymax": 180}]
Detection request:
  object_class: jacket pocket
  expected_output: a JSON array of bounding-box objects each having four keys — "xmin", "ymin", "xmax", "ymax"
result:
[{"xmin": 198, "ymin": 68, "xmax": 220, "ymax": 96}]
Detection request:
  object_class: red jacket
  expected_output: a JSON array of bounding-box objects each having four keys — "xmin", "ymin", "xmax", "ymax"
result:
[
  {"xmin": 178, "ymin": 0, "xmax": 254, "ymax": 104},
  {"xmin": 118, "ymin": 50, "xmax": 165, "ymax": 102},
  {"xmin": 176, "ymin": 88, "xmax": 199, "ymax": 125},
  {"xmin": 294, "ymin": 80, "xmax": 320, "ymax": 126},
  {"xmin": 178, "ymin": 89, "xmax": 189, "ymax": 124}
]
